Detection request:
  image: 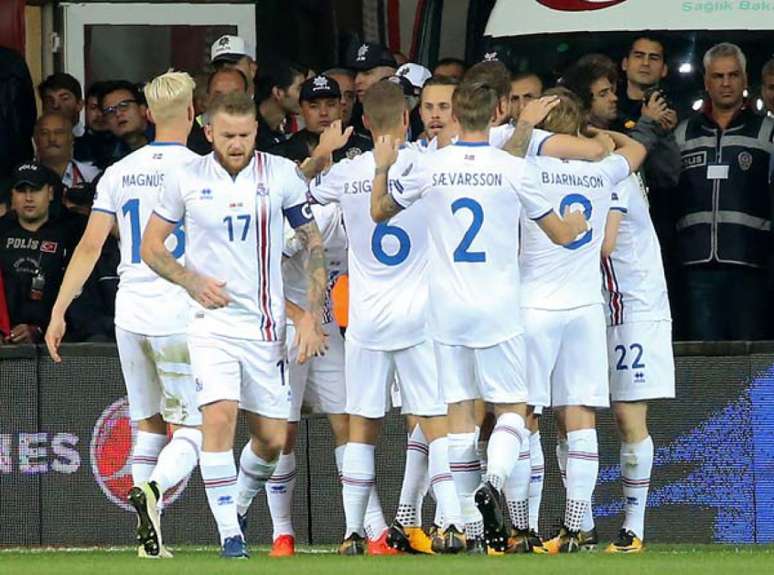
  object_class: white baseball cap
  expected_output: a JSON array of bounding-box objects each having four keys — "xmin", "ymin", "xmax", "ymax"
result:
[
  {"xmin": 211, "ymin": 35, "xmax": 254, "ymax": 64},
  {"xmin": 396, "ymin": 63, "xmax": 432, "ymax": 93}
]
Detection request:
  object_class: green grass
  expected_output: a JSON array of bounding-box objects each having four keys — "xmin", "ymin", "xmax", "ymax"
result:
[{"xmin": 2, "ymin": 545, "xmax": 773, "ymax": 575}]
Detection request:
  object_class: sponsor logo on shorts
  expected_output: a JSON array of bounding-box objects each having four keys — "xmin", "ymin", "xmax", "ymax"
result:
[
  {"xmin": 90, "ymin": 397, "xmax": 190, "ymax": 511},
  {"xmin": 634, "ymin": 371, "xmax": 646, "ymax": 383}
]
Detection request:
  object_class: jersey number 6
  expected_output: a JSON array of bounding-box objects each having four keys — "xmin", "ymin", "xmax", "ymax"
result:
[{"xmin": 371, "ymin": 222, "xmax": 411, "ymax": 266}]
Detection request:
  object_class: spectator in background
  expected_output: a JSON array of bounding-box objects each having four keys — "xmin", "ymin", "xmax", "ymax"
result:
[
  {"xmin": 255, "ymin": 61, "xmax": 307, "ymax": 151},
  {"xmin": 347, "ymin": 42, "xmax": 397, "ymax": 140},
  {"xmin": 761, "ymin": 58, "xmax": 774, "ymax": 116},
  {"xmin": 510, "ymin": 72, "xmax": 543, "ymax": 125},
  {"xmin": 674, "ymin": 43, "xmax": 774, "ymax": 340},
  {"xmin": 34, "ymin": 112, "xmax": 100, "ymax": 189},
  {"xmin": 38, "ymin": 73, "xmax": 84, "ymax": 137},
  {"xmin": 188, "ymin": 67, "xmax": 248, "ymax": 155},
  {"xmin": 211, "ymin": 34, "xmax": 258, "ymax": 97},
  {"xmin": 324, "ymin": 68, "xmax": 356, "ymax": 125},
  {"xmin": 0, "ymin": 162, "xmax": 79, "ymax": 344},
  {"xmin": 433, "ymin": 57, "xmax": 466, "ymax": 80},
  {"xmin": 561, "ymin": 53, "xmax": 620, "ymax": 130},
  {"xmin": 417, "ymin": 75, "xmax": 458, "ymax": 144},
  {"xmin": 393, "ymin": 63, "xmax": 432, "ymax": 141},
  {"xmin": 615, "ymin": 36, "xmax": 683, "ymax": 324},
  {"xmin": 99, "ymin": 81, "xmax": 151, "ymax": 165},
  {"xmin": 0, "ymin": 182, "xmax": 9, "ymax": 221},
  {"xmin": 271, "ymin": 75, "xmax": 371, "ymax": 163},
  {"xmin": 0, "ymin": 47, "xmax": 36, "ymax": 182},
  {"xmin": 74, "ymin": 81, "xmax": 116, "ymax": 169}
]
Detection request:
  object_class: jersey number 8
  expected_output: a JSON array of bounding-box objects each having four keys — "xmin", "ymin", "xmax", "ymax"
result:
[{"xmin": 122, "ymin": 199, "xmax": 185, "ymax": 263}]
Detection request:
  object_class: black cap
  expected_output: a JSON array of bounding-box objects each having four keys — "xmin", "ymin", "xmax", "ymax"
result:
[
  {"xmin": 12, "ymin": 162, "xmax": 52, "ymax": 190},
  {"xmin": 348, "ymin": 42, "xmax": 398, "ymax": 71},
  {"xmin": 300, "ymin": 75, "xmax": 342, "ymax": 103}
]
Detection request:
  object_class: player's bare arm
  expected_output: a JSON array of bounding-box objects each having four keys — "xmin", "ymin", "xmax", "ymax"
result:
[
  {"xmin": 503, "ymin": 96, "xmax": 559, "ymax": 157},
  {"xmin": 292, "ymin": 219, "xmax": 329, "ymax": 363},
  {"xmin": 602, "ymin": 210, "xmax": 625, "ymax": 258},
  {"xmin": 299, "ymin": 120, "xmax": 354, "ymax": 180},
  {"xmin": 141, "ymin": 213, "xmax": 230, "ymax": 309},
  {"xmin": 536, "ymin": 210, "xmax": 590, "ymax": 246},
  {"xmin": 46, "ymin": 211, "xmax": 115, "ymax": 363},
  {"xmin": 602, "ymin": 129, "xmax": 648, "ymax": 173},
  {"xmin": 370, "ymin": 134, "xmax": 402, "ymax": 222}
]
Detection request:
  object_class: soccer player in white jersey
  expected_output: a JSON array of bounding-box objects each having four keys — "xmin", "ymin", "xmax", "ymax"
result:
[
  {"xmin": 371, "ymin": 80, "xmax": 588, "ymax": 552},
  {"xmin": 44, "ymin": 71, "xmax": 203, "ymax": 558},
  {"xmin": 309, "ymin": 80, "xmax": 466, "ymax": 556},
  {"xmin": 598, "ymin": 173, "xmax": 674, "ymax": 554},
  {"xmin": 260, "ymin": 202, "xmax": 349, "ymax": 557},
  {"xmin": 514, "ymin": 88, "xmax": 646, "ymax": 554},
  {"xmin": 140, "ymin": 92, "xmax": 328, "ymax": 558}
]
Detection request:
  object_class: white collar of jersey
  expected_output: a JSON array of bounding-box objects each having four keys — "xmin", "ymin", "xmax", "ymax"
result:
[
  {"xmin": 453, "ymin": 140, "xmax": 489, "ymax": 147},
  {"xmin": 148, "ymin": 141, "xmax": 186, "ymax": 147}
]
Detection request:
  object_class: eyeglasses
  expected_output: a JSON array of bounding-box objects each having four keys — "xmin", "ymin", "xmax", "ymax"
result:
[{"xmin": 102, "ymin": 99, "xmax": 137, "ymax": 117}]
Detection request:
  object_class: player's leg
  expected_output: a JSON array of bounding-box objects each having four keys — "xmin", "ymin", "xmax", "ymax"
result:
[
  {"xmin": 436, "ymin": 342, "xmax": 485, "ymax": 553},
  {"xmin": 394, "ymin": 342, "xmax": 465, "ymax": 554},
  {"xmin": 392, "ymin": 418, "xmax": 431, "ymax": 549},
  {"xmin": 606, "ymin": 319, "xmax": 674, "ymax": 553},
  {"xmin": 188, "ymin": 334, "xmax": 246, "ymax": 557},
  {"xmin": 527, "ymin": 409, "xmax": 545, "ymax": 538},
  {"xmin": 474, "ymin": 335, "xmax": 531, "ymax": 553},
  {"xmin": 476, "ymin": 405, "xmax": 495, "ymax": 476}
]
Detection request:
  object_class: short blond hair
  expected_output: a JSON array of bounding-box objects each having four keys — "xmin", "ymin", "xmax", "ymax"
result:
[
  {"xmin": 539, "ymin": 87, "xmax": 585, "ymax": 136},
  {"xmin": 143, "ymin": 70, "xmax": 195, "ymax": 122},
  {"xmin": 453, "ymin": 81, "xmax": 498, "ymax": 131},
  {"xmin": 362, "ymin": 80, "xmax": 406, "ymax": 132}
]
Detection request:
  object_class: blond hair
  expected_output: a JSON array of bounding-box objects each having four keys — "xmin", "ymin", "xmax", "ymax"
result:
[
  {"xmin": 143, "ymin": 70, "xmax": 195, "ymax": 123},
  {"xmin": 362, "ymin": 80, "xmax": 406, "ymax": 132},
  {"xmin": 206, "ymin": 91, "xmax": 257, "ymax": 123},
  {"xmin": 453, "ymin": 81, "xmax": 498, "ymax": 131},
  {"xmin": 539, "ymin": 87, "xmax": 585, "ymax": 136}
]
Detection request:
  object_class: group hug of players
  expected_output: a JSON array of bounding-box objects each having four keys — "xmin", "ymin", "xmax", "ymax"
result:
[{"xmin": 43, "ymin": 55, "xmax": 673, "ymax": 559}]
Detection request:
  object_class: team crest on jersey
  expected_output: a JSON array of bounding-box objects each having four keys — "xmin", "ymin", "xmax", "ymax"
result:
[
  {"xmin": 256, "ymin": 183, "xmax": 268, "ymax": 196},
  {"xmin": 346, "ymin": 147, "xmax": 363, "ymax": 160},
  {"xmin": 738, "ymin": 151, "xmax": 753, "ymax": 171},
  {"xmin": 465, "ymin": 154, "xmax": 475, "ymax": 161},
  {"xmin": 200, "ymin": 188, "xmax": 213, "ymax": 200}
]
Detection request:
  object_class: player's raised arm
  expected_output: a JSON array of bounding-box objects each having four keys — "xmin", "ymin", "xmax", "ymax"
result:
[
  {"xmin": 600, "ymin": 129, "xmax": 648, "ymax": 173},
  {"xmin": 46, "ymin": 210, "xmax": 115, "ymax": 362},
  {"xmin": 298, "ymin": 120, "xmax": 354, "ymax": 180},
  {"xmin": 370, "ymin": 134, "xmax": 403, "ymax": 222},
  {"xmin": 141, "ymin": 213, "xmax": 229, "ymax": 309}
]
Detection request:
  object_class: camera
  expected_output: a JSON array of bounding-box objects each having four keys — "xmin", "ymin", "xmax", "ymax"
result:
[{"xmin": 643, "ymin": 86, "xmax": 674, "ymax": 111}]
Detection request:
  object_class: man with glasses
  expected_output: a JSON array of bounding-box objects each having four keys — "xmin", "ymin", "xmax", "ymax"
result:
[{"xmin": 99, "ymin": 81, "xmax": 151, "ymax": 166}]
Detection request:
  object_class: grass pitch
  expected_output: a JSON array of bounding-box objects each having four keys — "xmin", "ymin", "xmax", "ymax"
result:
[{"xmin": 2, "ymin": 545, "xmax": 773, "ymax": 575}]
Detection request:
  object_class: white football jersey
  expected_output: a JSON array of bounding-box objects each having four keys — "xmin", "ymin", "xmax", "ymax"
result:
[
  {"xmin": 282, "ymin": 202, "xmax": 347, "ymax": 325},
  {"xmin": 155, "ymin": 151, "xmax": 311, "ymax": 341},
  {"xmin": 488, "ymin": 123, "xmax": 553, "ymax": 157},
  {"xmin": 519, "ymin": 154, "xmax": 631, "ymax": 310},
  {"xmin": 309, "ymin": 147, "xmax": 429, "ymax": 351},
  {"xmin": 91, "ymin": 142, "xmax": 199, "ymax": 336},
  {"xmin": 394, "ymin": 141, "xmax": 553, "ymax": 348},
  {"xmin": 602, "ymin": 174, "xmax": 671, "ymax": 325}
]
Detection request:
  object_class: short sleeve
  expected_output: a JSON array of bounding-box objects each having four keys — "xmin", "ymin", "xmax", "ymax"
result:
[
  {"xmin": 154, "ymin": 166, "xmax": 186, "ymax": 224},
  {"xmin": 281, "ymin": 160, "xmax": 310, "ymax": 210},
  {"xmin": 526, "ymin": 128, "xmax": 553, "ymax": 158},
  {"xmin": 308, "ymin": 160, "xmax": 350, "ymax": 205},
  {"xmin": 488, "ymin": 123, "xmax": 514, "ymax": 149},
  {"xmin": 390, "ymin": 152, "xmax": 431, "ymax": 209},
  {"xmin": 600, "ymin": 154, "xmax": 631, "ymax": 187},
  {"xmin": 517, "ymin": 160, "xmax": 554, "ymax": 221},
  {"xmin": 610, "ymin": 176, "xmax": 634, "ymax": 213},
  {"xmin": 91, "ymin": 167, "xmax": 116, "ymax": 215}
]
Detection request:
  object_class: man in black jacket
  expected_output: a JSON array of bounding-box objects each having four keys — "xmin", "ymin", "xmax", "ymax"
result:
[
  {"xmin": 674, "ymin": 43, "xmax": 774, "ymax": 340},
  {"xmin": 0, "ymin": 47, "xmax": 36, "ymax": 182},
  {"xmin": 271, "ymin": 75, "xmax": 371, "ymax": 163}
]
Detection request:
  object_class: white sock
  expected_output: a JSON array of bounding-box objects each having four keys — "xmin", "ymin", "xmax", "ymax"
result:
[
  {"xmin": 449, "ymin": 431, "xmax": 483, "ymax": 539},
  {"xmin": 621, "ymin": 436, "xmax": 653, "ymax": 540},
  {"xmin": 503, "ymin": 445, "xmax": 530, "ymax": 531},
  {"xmin": 150, "ymin": 427, "xmax": 201, "ymax": 496},
  {"xmin": 528, "ymin": 431, "xmax": 544, "ymax": 532},
  {"xmin": 336, "ymin": 444, "xmax": 386, "ymax": 539},
  {"xmin": 565, "ymin": 429, "xmax": 599, "ymax": 532},
  {"xmin": 131, "ymin": 431, "xmax": 168, "ymax": 485},
  {"xmin": 341, "ymin": 442, "xmax": 375, "ymax": 538},
  {"xmin": 201, "ymin": 450, "xmax": 241, "ymax": 544},
  {"xmin": 485, "ymin": 412, "xmax": 527, "ymax": 490},
  {"xmin": 396, "ymin": 425, "xmax": 428, "ymax": 527},
  {"xmin": 235, "ymin": 442, "xmax": 277, "ymax": 516},
  {"xmin": 266, "ymin": 451, "xmax": 297, "ymax": 540},
  {"xmin": 428, "ymin": 437, "xmax": 463, "ymax": 530}
]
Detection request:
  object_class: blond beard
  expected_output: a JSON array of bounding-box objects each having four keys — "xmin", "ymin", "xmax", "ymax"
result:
[{"xmin": 213, "ymin": 147, "xmax": 252, "ymax": 178}]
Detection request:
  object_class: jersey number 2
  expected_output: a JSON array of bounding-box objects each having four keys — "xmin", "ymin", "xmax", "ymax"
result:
[
  {"xmin": 452, "ymin": 197, "xmax": 485, "ymax": 262},
  {"xmin": 122, "ymin": 199, "xmax": 184, "ymax": 263}
]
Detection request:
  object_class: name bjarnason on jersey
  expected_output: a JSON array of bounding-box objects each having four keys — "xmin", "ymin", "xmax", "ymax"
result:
[{"xmin": 541, "ymin": 171, "xmax": 605, "ymax": 189}]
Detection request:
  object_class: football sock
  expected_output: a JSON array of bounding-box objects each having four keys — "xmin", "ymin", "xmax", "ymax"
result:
[
  {"xmin": 131, "ymin": 430, "xmax": 167, "ymax": 485},
  {"xmin": 266, "ymin": 451, "xmax": 297, "ymax": 540},
  {"xmin": 485, "ymin": 412, "xmax": 527, "ymax": 491},
  {"xmin": 528, "ymin": 431, "xmax": 545, "ymax": 532},
  {"xmin": 428, "ymin": 436, "xmax": 464, "ymax": 530},
  {"xmin": 341, "ymin": 442, "xmax": 375, "ymax": 538},
  {"xmin": 503, "ymin": 444, "xmax": 531, "ymax": 531},
  {"xmin": 396, "ymin": 425, "xmax": 428, "ymax": 527},
  {"xmin": 150, "ymin": 427, "xmax": 200, "ymax": 495},
  {"xmin": 565, "ymin": 429, "xmax": 599, "ymax": 533},
  {"xmin": 201, "ymin": 450, "xmax": 241, "ymax": 543},
  {"xmin": 449, "ymin": 431, "xmax": 483, "ymax": 539},
  {"xmin": 621, "ymin": 436, "xmax": 654, "ymax": 540},
  {"xmin": 235, "ymin": 441, "xmax": 277, "ymax": 516}
]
